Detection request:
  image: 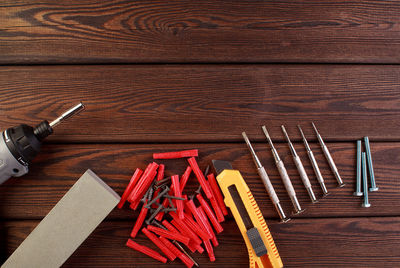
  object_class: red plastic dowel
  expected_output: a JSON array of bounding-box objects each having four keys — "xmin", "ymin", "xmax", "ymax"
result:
[
  {"xmin": 185, "ymin": 199, "xmax": 213, "ymax": 240},
  {"xmin": 180, "ymin": 166, "xmax": 192, "ymax": 192},
  {"xmin": 130, "ymin": 201, "xmax": 149, "ymax": 238},
  {"xmin": 142, "ymin": 228, "xmax": 176, "ymax": 261},
  {"xmin": 170, "ymin": 212, "xmax": 202, "ymax": 245},
  {"xmin": 159, "ymin": 237, "xmax": 194, "ymax": 268},
  {"xmin": 162, "ymin": 220, "xmax": 180, "ymax": 234},
  {"xmin": 147, "ymin": 225, "xmax": 190, "ymax": 245},
  {"xmin": 171, "ymin": 175, "xmax": 184, "ymax": 219},
  {"xmin": 207, "ymin": 173, "xmax": 228, "ymax": 216},
  {"xmin": 126, "ymin": 239, "xmax": 167, "ymax": 263},
  {"xmin": 187, "ymin": 157, "xmax": 213, "ymax": 199},
  {"xmin": 183, "ymin": 212, "xmax": 211, "ymax": 242},
  {"xmin": 203, "ymin": 239, "xmax": 216, "ymax": 262},
  {"xmin": 166, "ymin": 214, "xmax": 201, "ymax": 253},
  {"xmin": 197, "ymin": 194, "xmax": 224, "ymax": 233},
  {"xmin": 117, "ymin": 168, "xmax": 143, "ymax": 209},
  {"xmin": 210, "ymin": 195, "xmax": 225, "ymax": 223},
  {"xmin": 198, "ymin": 206, "xmax": 218, "ymax": 247},
  {"xmin": 152, "ymin": 164, "xmax": 165, "ymax": 207},
  {"xmin": 153, "ymin": 149, "xmax": 198, "ymax": 159},
  {"xmin": 130, "ymin": 163, "xmax": 159, "ymax": 203},
  {"xmin": 127, "ymin": 163, "xmax": 154, "ymax": 203},
  {"xmin": 156, "ymin": 164, "xmax": 165, "ymax": 181}
]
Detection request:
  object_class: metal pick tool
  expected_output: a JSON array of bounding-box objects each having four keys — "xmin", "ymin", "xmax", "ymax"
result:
[
  {"xmin": 281, "ymin": 126, "xmax": 317, "ymax": 203},
  {"xmin": 242, "ymin": 132, "xmax": 290, "ymax": 222},
  {"xmin": 312, "ymin": 122, "xmax": 345, "ymax": 187},
  {"xmin": 298, "ymin": 125, "xmax": 329, "ymax": 196},
  {"xmin": 262, "ymin": 126, "xmax": 304, "ymax": 215}
]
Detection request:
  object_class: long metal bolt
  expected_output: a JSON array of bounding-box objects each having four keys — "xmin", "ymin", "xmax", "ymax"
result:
[
  {"xmin": 364, "ymin": 137, "xmax": 378, "ymax": 192},
  {"xmin": 353, "ymin": 140, "xmax": 363, "ymax": 196},
  {"xmin": 361, "ymin": 152, "xmax": 371, "ymax": 207}
]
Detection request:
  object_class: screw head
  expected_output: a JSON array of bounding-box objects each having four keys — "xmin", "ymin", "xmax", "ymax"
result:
[
  {"xmin": 353, "ymin": 192, "xmax": 363, "ymax": 197},
  {"xmin": 369, "ymin": 187, "xmax": 379, "ymax": 192},
  {"xmin": 338, "ymin": 183, "xmax": 346, "ymax": 188}
]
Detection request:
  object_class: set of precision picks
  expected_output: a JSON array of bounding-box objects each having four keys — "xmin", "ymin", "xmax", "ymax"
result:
[{"xmin": 242, "ymin": 122, "xmax": 344, "ymax": 223}]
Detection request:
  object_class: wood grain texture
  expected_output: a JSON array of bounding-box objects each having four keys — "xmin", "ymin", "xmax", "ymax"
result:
[
  {"xmin": 2, "ymin": 217, "xmax": 399, "ymax": 267},
  {"xmin": 0, "ymin": 142, "xmax": 398, "ymax": 219},
  {"xmin": 1, "ymin": 0, "xmax": 400, "ymax": 64},
  {"xmin": 1, "ymin": 65, "xmax": 400, "ymax": 142}
]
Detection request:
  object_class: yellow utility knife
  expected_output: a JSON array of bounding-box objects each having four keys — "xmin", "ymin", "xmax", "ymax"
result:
[{"xmin": 212, "ymin": 160, "xmax": 283, "ymax": 268}]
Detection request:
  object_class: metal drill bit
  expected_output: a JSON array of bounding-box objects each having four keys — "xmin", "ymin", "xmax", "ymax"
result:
[
  {"xmin": 49, "ymin": 102, "xmax": 85, "ymax": 128},
  {"xmin": 242, "ymin": 132, "xmax": 290, "ymax": 222},
  {"xmin": 281, "ymin": 126, "xmax": 317, "ymax": 203},
  {"xmin": 312, "ymin": 122, "xmax": 345, "ymax": 187},
  {"xmin": 261, "ymin": 126, "xmax": 304, "ymax": 214},
  {"xmin": 298, "ymin": 125, "xmax": 329, "ymax": 196}
]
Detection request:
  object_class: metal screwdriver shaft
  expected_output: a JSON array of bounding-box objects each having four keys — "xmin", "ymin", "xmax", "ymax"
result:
[
  {"xmin": 262, "ymin": 126, "xmax": 304, "ymax": 214},
  {"xmin": 49, "ymin": 102, "xmax": 85, "ymax": 128},
  {"xmin": 242, "ymin": 132, "xmax": 290, "ymax": 222},
  {"xmin": 298, "ymin": 125, "xmax": 329, "ymax": 196},
  {"xmin": 311, "ymin": 122, "xmax": 345, "ymax": 187},
  {"xmin": 281, "ymin": 126, "xmax": 317, "ymax": 203}
]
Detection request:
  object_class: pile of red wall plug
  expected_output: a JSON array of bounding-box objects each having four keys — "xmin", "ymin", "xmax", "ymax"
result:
[{"xmin": 118, "ymin": 149, "xmax": 228, "ymax": 267}]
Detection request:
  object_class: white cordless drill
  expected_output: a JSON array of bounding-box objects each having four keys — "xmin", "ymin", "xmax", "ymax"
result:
[{"xmin": 0, "ymin": 103, "xmax": 84, "ymax": 184}]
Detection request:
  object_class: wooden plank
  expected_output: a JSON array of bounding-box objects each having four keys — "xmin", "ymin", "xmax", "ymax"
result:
[
  {"xmin": 1, "ymin": 65, "xmax": 400, "ymax": 142},
  {"xmin": 1, "ymin": 217, "xmax": 399, "ymax": 267},
  {"xmin": 1, "ymin": 1, "xmax": 400, "ymax": 64},
  {"xmin": 0, "ymin": 142, "xmax": 397, "ymax": 219}
]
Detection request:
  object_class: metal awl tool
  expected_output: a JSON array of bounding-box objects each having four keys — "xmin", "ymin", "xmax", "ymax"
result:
[
  {"xmin": 261, "ymin": 126, "xmax": 304, "ymax": 214},
  {"xmin": 311, "ymin": 122, "xmax": 345, "ymax": 187},
  {"xmin": 281, "ymin": 126, "xmax": 317, "ymax": 203},
  {"xmin": 242, "ymin": 132, "xmax": 290, "ymax": 222},
  {"xmin": 298, "ymin": 125, "xmax": 329, "ymax": 196}
]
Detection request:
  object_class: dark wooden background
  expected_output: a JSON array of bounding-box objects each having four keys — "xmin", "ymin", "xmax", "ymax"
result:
[{"xmin": 1, "ymin": 1, "xmax": 399, "ymax": 267}]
